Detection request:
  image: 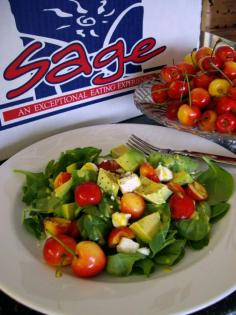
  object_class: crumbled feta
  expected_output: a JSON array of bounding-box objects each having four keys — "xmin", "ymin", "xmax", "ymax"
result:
[
  {"xmin": 116, "ymin": 237, "xmax": 140, "ymax": 253},
  {"xmin": 155, "ymin": 165, "xmax": 173, "ymax": 182},
  {"xmin": 112, "ymin": 212, "xmax": 131, "ymax": 227},
  {"xmin": 137, "ymin": 247, "xmax": 151, "ymax": 256},
  {"xmin": 118, "ymin": 173, "xmax": 141, "ymax": 194}
]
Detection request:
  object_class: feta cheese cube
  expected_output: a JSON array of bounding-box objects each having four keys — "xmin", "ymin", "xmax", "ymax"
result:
[
  {"xmin": 137, "ymin": 247, "xmax": 151, "ymax": 256},
  {"xmin": 112, "ymin": 212, "xmax": 131, "ymax": 227},
  {"xmin": 156, "ymin": 165, "xmax": 173, "ymax": 182},
  {"xmin": 118, "ymin": 173, "xmax": 141, "ymax": 194},
  {"xmin": 116, "ymin": 237, "xmax": 140, "ymax": 253}
]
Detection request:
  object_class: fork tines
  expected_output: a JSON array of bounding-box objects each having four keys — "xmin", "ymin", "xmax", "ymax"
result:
[{"xmin": 127, "ymin": 134, "xmax": 170, "ymax": 155}]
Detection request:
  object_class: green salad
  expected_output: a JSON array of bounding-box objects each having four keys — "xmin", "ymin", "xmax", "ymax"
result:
[{"xmin": 15, "ymin": 144, "xmax": 234, "ymax": 278}]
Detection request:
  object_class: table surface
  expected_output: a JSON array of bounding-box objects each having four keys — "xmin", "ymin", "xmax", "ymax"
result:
[{"xmin": 0, "ymin": 115, "xmax": 236, "ymax": 315}]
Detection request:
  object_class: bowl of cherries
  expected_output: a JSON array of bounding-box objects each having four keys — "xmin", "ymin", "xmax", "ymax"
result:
[{"xmin": 134, "ymin": 43, "xmax": 236, "ymax": 152}]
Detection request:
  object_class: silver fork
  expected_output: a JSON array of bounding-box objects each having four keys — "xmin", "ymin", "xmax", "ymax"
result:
[{"xmin": 127, "ymin": 134, "xmax": 236, "ymax": 166}]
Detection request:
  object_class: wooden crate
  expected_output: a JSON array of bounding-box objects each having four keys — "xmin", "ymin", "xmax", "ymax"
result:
[{"xmin": 201, "ymin": 0, "xmax": 236, "ymax": 41}]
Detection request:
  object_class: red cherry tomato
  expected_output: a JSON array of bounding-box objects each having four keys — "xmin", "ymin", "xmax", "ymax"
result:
[
  {"xmin": 120, "ymin": 192, "xmax": 145, "ymax": 219},
  {"xmin": 169, "ymin": 192, "xmax": 195, "ymax": 220},
  {"xmin": 43, "ymin": 234, "xmax": 76, "ymax": 266},
  {"xmin": 215, "ymin": 113, "xmax": 236, "ymax": 133},
  {"xmin": 98, "ymin": 159, "xmax": 120, "ymax": 172},
  {"xmin": 151, "ymin": 83, "xmax": 168, "ymax": 103},
  {"xmin": 75, "ymin": 182, "xmax": 102, "ymax": 207},
  {"xmin": 54, "ymin": 172, "xmax": 71, "ymax": 188},
  {"xmin": 72, "ymin": 241, "xmax": 106, "ymax": 278}
]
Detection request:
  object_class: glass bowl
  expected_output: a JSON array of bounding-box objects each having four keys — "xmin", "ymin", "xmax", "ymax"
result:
[{"xmin": 133, "ymin": 78, "xmax": 236, "ymax": 153}]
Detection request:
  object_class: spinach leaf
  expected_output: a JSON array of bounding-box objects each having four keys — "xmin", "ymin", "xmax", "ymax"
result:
[
  {"xmin": 154, "ymin": 239, "xmax": 186, "ymax": 266},
  {"xmin": 106, "ymin": 253, "xmax": 145, "ymax": 276},
  {"xmin": 71, "ymin": 169, "xmax": 97, "ymax": 188},
  {"xmin": 149, "ymin": 204, "xmax": 172, "ymax": 256},
  {"xmin": 197, "ymin": 157, "xmax": 234, "ymax": 206},
  {"xmin": 176, "ymin": 201, "xmax": 211, "ymax": 241},
  {"xmin": 45, "ymin": 147, "xmax": 101, "ymax": 179},
  {"xmin": 134, "ymin": 258, "xmax": 156, "ymax": 276},
  {"xmin": 210, "ymin": 202, "xmax": 230, "ymax": 224},
  {"xmin": 188, "ymin": 234, "xmax": 210, "ymax": 250}
]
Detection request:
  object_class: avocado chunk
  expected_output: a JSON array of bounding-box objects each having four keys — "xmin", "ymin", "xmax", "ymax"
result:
[
  {"xmin": 135, "ymin": 176, "xmax": 172, "ymax": 205},
  {"xmin": 55, "ymin": 178, "xmax": 73, "ymax": 198},
  {"xmin": 130, "ymin": 212, "xmax": 161, "ymax": 242},
  {"xmin": 111, "ymin": 144, "xmax": 129, "ymax": 158},
  {"xmin": 97, "ymin": 168, "xmax": 119, "ymax": 196},
  {"xmin": 66, "ymin": 162, "xmax": 77, "ymax": 173},
  {"xmin": 60, "ymin": 202, "xmax": 77, "ymax": 219},
  {"xmin": 116, "ymin": 149, "xmax": 145, "ymax": 172},
  {"xmin": 172, "ymin": 170, "xmax": 193, "ymax": 185}
]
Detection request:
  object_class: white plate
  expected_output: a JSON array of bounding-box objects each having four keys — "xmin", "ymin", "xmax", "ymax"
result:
[{"xmin": 0, "ymin": 123, "xmax": 236, "ymax": 315}]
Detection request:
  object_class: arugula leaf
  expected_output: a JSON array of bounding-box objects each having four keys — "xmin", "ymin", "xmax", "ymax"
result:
[
  {"xmin": 15, "ymin": 170, "xmax": 50, "ymax": 205},
  {"xmin": 154, "ymin": 239, "xmax": 186, "ymax": 266},
  {"xmin": 197, "ymin": 157, "xmax": 234, "ymax": 205},
  {"xmin": 106, "ymin": 253, "xmax": 145, "ymax": 276},
  {"xmin": 23, "ymin": 208, "xmax": 46, "ymax": 240}
]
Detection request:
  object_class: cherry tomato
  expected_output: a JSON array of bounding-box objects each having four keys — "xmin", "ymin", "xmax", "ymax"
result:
[
  {"xmin": 72, "ymin": 241, "xmax": 106, "ymax": 278},
  {"xmin": 75, "ymin": 182, "xmax": 102, "ymax": 207},
  {"xmin": 215, "ymin": 113, "xmax": 236, "ymax": 133},
  {"xmin": 185, "ymin": 181, "xmax": 208, "ymax": 201},
  {"xmin": 177, "ymin": 104, "xmax": 201, "ymax": 126},
  {"xmin": 98, "ymin": 159, "xmax": 120, "ymax": 172},
  {"xmin": 167, "ymin": 80, "xmax": 188, "ymax": 99},
  {"xmin": 151, "ymin": 83, "xmax": 168, "ymax": 103},
  {"xmin": 198, "ymin": 110, "xmax": 217, "ymax": 132},
  {"xmin": 190, "ymin": 88, "xmax": 211, "ymax": 109},
  {"xmin": 139, "ymin": 162, "xmax": 160, "ymax": 182},
  {"xmin": 120, "ymin": 192, "xmax": 145, "ymax": 219},
  {"xmin": 54, "ymin": 172, "xmax": 71, "ymax": 188},
  {"xmin": 169, "ymin": 192, "xmax": 195, "ymax": 220},
  {"xmin": 43, "ymin": 234, "xmax": 76, "ymax": 266}
]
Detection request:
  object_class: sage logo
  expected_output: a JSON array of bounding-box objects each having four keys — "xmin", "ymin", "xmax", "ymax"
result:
[{"xmin": 7, "ymin": 0, "xmax": 146, "ymax": 99}]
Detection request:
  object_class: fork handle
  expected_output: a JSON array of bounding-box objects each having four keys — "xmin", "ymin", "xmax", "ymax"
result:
[{"xmin": 174, "ymin": 150, "xmax": 236, "ymax": 166}]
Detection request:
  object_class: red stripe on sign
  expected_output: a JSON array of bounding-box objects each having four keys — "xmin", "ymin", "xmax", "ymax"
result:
[{"xmin": 2, "ymin": 74, "xmax": 156, "ymax": 122}]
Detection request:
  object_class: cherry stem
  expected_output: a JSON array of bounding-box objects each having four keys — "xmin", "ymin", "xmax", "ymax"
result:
[
  {"xmin": 209, "ymin": 62, "xmax": 234, "ymax": 86},
  {"xmin": 191, "ymin": 48, "xmax": 197, "ymax": 68},
  {"xmin": 46, "ymin": 230, "xmax": 77, "ymax": 257},
  {"xmin": 184, "ymin": 73, "xmax": 192, "ymax": 106},
  {"xmin": 211, "ymin": 39, "xmax": 222, "ymax": 57}
]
